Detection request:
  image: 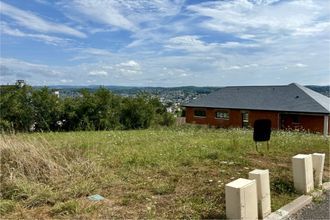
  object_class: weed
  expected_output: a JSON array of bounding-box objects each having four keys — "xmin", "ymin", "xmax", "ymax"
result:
[
  {"xmin": 50, "ymin": 200, "xmax": 79, "ymax": 216},
  {"xmin": 272, "ymin": 178, "xmax": 295, "ymax": 194},
  {"xmin": 205, "ymin": 151, "xmax": 219, "ymax": 160},
  {"xmin": 0, "ymin": 128, "xmax": 328, "ymax": 219},
  {"xmin": 151, "ymin": 183, "xmax": 176, "ymax": 195},
  {"xmin": 0, "ymin": 200, "xmax": 16, "ymax": 215}
]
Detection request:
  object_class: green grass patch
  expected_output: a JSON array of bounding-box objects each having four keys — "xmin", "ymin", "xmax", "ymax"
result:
[
  {"xmin": 0, "ymin": 127, "xmax": 328, "ymax": 218},
  {"xmin": 0, "ymin": 200, "xmax": 16, "ymax": 215}
]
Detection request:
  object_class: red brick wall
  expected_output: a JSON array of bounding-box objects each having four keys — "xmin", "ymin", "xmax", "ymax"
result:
[
  {"xmin": 185, "ymin": 107, "xmax": 327, "ymax": 133},
  {"xmin": 280, "ymin": 114, "xmax": 325, "ymax": 133}
]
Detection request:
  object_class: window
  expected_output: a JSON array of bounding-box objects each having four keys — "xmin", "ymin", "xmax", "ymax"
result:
[
  {"xmin": 242, "ymin": 112, "xmax": 249, "ymax": 128},
  {"xmin": 292, "ymin": 115, "xmax": 300, "ymax": 123},
  {"xmin": 215, "ymin": 111, "xmax": 229, "ymax": 120},
  {"xmin": 194, "ymin": 109, "xmax": 206, "ymax": 117}
]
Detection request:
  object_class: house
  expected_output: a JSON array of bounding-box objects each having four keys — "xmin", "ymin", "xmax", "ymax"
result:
[
  {"xmin": 53, "ymin": 90, "xmax": 60, "ymax": 98},
  {"xmin": 183, "ymin": 83, "xmax": 330, "ymax": 135},
  {"xmin": 15, "ymin": 80, "xmax": 26, "ymax": 88}
]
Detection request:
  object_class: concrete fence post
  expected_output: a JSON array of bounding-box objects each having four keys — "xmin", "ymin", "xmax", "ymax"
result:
[
  {"xmin": 312, "ymin": 153, "xmax": 325, "ymax": 188},
  {"xmin": 292, "ymin": 154, "xmax": 314, "ymax": 193},
  {"xmin": 249, "ymin": 169, "xmax": 271, "ymax": 219},
  {"xmin": 225, "ymin": 178, "xmax": 258, "ymax": 220}
]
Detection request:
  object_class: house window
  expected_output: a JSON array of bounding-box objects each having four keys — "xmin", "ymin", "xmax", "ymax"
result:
[
  {"xmin": 242, "ymin": 112, "xmax": 249, "ymax": 128},
  {"xmin": 292, "ymin": 115, "xmax": 300, "ymax": 123},
  {"xmin": 215, "ymin": 111, "xmax": 229, "ymax": 120},
  {"xmin": 194, "ymin": 109, "xmax": 206, "ymax": 117}
]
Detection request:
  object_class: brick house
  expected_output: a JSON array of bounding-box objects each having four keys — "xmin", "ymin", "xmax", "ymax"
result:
[{"xmin": 183, "ymin": 83, "xmax": 330, "ymax": 135}]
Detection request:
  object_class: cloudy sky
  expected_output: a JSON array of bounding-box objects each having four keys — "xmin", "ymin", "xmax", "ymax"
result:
[{"xmin": 1, "ymin": 0, "xmax": 329, "ymax": 86}]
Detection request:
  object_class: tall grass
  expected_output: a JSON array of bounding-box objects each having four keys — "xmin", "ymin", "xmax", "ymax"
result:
[{"xmin": 0, "ymin": 127, "xmax": 329, "ymax": 219}]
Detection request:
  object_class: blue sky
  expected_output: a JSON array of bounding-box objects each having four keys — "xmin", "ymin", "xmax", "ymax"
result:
[{"xmin": 1, "ymin": 0, "xmax": 329, "ymax": 86}]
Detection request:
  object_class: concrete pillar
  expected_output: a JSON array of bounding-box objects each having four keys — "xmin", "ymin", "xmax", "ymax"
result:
[
  {"xmin": 292, "ymin": 154, "xmax": 314, "ymax": 193},
  {"xmin": 312, "ymin": 153, "xmax": 325, "ymax": 188},
  {"xmin": 225, "ymin": 178, "xmax": 258, "ymax": 220},
  {"xmin": 249, "ymin": 169, "xmax": 271, "ymax": 219},
  {"xmin": 324, "ymin": 115, "xmax": 329, "ymax": 136}
]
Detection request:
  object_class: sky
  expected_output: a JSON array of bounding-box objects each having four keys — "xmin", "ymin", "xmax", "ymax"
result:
[{"xmin": 0, "ymin": 0, "xmax": 330, "ymax": 87}]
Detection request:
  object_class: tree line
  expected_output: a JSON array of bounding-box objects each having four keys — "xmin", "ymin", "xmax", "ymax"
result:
[{"xmin": 0, "ymin": 85, "xmax": 175, "ymax": 132}]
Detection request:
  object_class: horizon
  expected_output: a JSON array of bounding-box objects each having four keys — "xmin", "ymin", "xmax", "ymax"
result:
[
  {"xmin": 1, "ymin": 0, "xmax": 330, "ymax": 86},
  {"xmin": 2, "ymin": 80, "xmax": 330, "ymax": 89}
]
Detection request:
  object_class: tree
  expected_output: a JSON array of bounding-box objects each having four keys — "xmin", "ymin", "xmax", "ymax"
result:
[
  {"xmin": 0, "ymin": 85, "xmax": 34, "ymax": 132},
  {"xmin": 93, "ymin": 87, "xmax": 122, "ymax": 130},
  {"xmin": 31, "ymin": 87, "xmax": 62, "ymax": 131},
  {"xmin": 120, "ymin": 94, "xmax": 154, "ymax": 129}
]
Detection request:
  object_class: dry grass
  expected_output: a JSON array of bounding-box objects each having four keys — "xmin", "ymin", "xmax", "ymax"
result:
[{"xmin": 0, "ymin": 127, "xmax": 329, "ymax": 219}]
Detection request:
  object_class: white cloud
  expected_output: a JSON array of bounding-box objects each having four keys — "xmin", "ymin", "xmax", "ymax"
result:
[
  {"xmin": 1, "ymin": 2, "xmax": 86, "ymax": 38},
  {"xmin": 60, "ymin": 0, "xmax": 184, "ymax": 32},
  {"xmin": 69, "ymin": 47, "xmax": 112, "ymax": 60},
  {"xmin": 0, "ymin": 58, "xmax": 63, "ymax": 82},
  {"xmin": 219, "ymin": 41, "xmax": 259, "ymax": 48},
  {"xmin": 166, "ymin": 35, "xmax": 217, "ymax": 52},
  {"xmin": 1, "ymin": 22, "xmax": 69, "ymax": 45},
  {"xmin": 187, "ymin": 0, "xmax": 329, "ymax": 39},
  {"xmin": 117, "ymin": 60, "xmax": 140, "ymax": 68},
  {"xmin": 221, "ymin": 63, "xmax": 260, "ymax": 71},
  {"xmin": 295, "ymin": 63, "xmax": 308, "ymax": 68},
  {"xmin": 115, "ymin": 60, "xmax": 141, "ymax": 76},
  {"xmin": 63, "ymin": 0, "xmax": 136, "ymax": 31},
  {"xmin": 225, "ymin": 65, "xmax": 241, "ymax": 70},
  {"xmin": 81, "ymin": 48, "xmax": 112, "ymax": 56},
  {"xmin": 88, "ymin": 70, "xmax": 108, "ymax": 76},
  {"xmin": 60, "ymin": 79, "xmax": 73, "ymax": 83}
]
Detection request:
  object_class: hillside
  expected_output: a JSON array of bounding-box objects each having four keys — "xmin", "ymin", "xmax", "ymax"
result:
[{"xmin": 1, "ymin": 128, "xmax": 328, "ymax": 219}]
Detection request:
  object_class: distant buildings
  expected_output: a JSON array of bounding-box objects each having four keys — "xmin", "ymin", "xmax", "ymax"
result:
[
  {"xmin": 53, "ymin": 90, "xmax": 60, "ymax": 98},
  {"xmin": 183, "ymin": 83, "xmax": 330, "ymax": 135},
  {"xmin": 15, "ymin": 80, "xmax": 26, "ymax": 88}
]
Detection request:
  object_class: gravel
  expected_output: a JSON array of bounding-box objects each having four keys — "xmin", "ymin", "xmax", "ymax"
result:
[{"xmin": 289, "ymin": 190, "xmax": 330, "ymax": 220}]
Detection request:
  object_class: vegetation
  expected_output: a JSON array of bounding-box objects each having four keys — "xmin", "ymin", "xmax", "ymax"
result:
[
  {"xmin": 0, "ymin": 127, "xmax": 328, "ymax": 219},
  {"xmin": 0, "ymin": 85, "xmax": 175, "ymax": 132}
]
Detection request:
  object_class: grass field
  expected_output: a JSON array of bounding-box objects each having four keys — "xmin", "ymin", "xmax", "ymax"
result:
[{"xmin": 1, "ymin": 127, "xmax": 329, "ymax": 219}]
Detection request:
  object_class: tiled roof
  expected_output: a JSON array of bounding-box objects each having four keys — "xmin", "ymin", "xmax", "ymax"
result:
[{"xmin": 184, "ymin": 83, "xmax": 330, "ymax": 114}]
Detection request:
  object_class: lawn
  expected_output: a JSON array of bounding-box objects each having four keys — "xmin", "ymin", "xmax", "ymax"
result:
[{"xmin": 0, "ymin": 127, "xmax": 329, "ymax": 219}]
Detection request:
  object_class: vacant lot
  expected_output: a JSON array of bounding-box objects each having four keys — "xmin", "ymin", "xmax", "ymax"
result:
[{"xmin": 1, "ymin": 127, "xmax": 329, "ymax": 219}]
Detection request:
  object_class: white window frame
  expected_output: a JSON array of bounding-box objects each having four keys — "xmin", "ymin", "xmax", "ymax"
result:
[{"xmin": 215, "ymin": 111, "xmax": 229, "ymax": 120}]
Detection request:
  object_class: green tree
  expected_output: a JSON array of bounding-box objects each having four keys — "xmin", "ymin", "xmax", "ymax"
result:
[
  {"xmin": 93, "ymin": 87, "xmax": 122, "ymax": 130},
  {"xmin": 0, "ymin": 85, "xmax": 34, "ymax": 132},
  {"xmin": 31, "ymin": 87, "xmax": 62, "ymax": 131},
  {"xmin": 120, "ymin": 94, "xmax": 154, "ymax": 129}
]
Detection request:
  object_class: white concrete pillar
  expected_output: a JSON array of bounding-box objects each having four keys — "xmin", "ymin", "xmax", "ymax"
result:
[
  {"xmin": 324, "ymin": 115, "xmax": 329, "ymax": 136},
  {"xmin": 249, "ymin": 169, "xmax": 271, "ymax": 219},
  {"xmin": 225, "ymin": 178, "xmax": 258, "ymax": 220},
  {"xmin": 292, "ymin": 154, "xmax": 314, "ymax": 193},
  {"xmin": 312, "ymin": 153, "xmax": 325, "ymax": 188}
]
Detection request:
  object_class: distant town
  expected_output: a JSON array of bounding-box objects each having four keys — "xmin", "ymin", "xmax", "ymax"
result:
[{"xmin": 2, "ymin": 80, "xmax": 329, "ymax": 117}]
